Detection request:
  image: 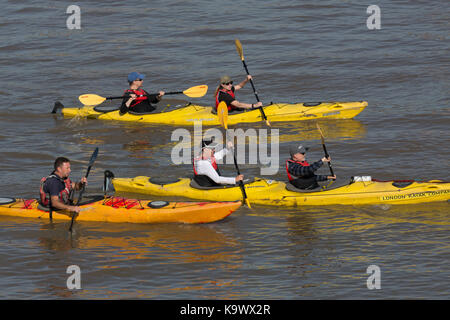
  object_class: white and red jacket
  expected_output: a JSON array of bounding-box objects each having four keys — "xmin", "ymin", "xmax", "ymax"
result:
[{"xmin": 193, "ymin": 148, "xmax": 235, "ymax": 185}]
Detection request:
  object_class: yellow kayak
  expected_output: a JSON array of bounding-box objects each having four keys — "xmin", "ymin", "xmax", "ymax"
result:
[
  {"xmin": 111, "ymin": 176, "xmax": 450, "ymax": 206},
  {"xmin": 58, "ymin": 101, "xmax": 367, "ymax": 126},
  {"xmin": 0, "ymin": 196, "xmax": 241, "ymax": 224}
]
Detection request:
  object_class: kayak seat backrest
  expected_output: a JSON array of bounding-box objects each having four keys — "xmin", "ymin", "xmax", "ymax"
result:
[
  {"xmin": 392, "ymin": 181, "xmax": 414, "ymax": 188},
  {"xmin": 77, "ymin": 195, "xmax": 105, "ymax": 206},
  {"xmin": 93, "ymin": 106, "xmax": 120, "ymax": 113},
  {"xmin": 285, "ymin": 178, "xmax": 350, "ymax": 193},
  {"xmin": 285, "ymin": 182, "xmax": 320, "ymax": 193},
  {"xmin": 127, "ymin": 103, "xmax": 190, "ymax": 116},
  {"xmin": 303, "ymin": 102, "xmax": 322, "ymax": 107},
  {"xmin": 149, "ymin": 177, "xmax": 182, "ymax": 186},
  {"xmin": 36, "ymin": 195, "xmax": 104, "ymax": 211},
  {"xmin": 37, "ymin": 203, "xmax": 51, "ymax": 212},
  {"xmin": 189, "ymin": 179, "xmax": 237, "ymax": 190},
  {"xmin": 128, "ymin": 110, "xmax": 158, "ymax": 115}
]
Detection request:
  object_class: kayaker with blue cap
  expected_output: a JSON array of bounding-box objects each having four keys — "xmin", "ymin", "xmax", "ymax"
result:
[
  {"xmin": 214, "ymin": 75, "xmax": 263, "ymax": 112},
  {"xmin": 286, "ymin": 144, "xmax": 336, "ymax": 190},
  {"xmin": 120, "ymin": 71, "xmax": 165, "ymax": 114},
  {"xmin": 193, "ymin": 138, "xmax": 244, "ymax": 187}
]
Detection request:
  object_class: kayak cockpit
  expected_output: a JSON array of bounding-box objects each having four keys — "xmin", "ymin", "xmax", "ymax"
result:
[
  {"xmin": 189, "ymin": 179, "xmax": 240, "ymax": 190},
  {"xmin": 36, "ymin": 195, "xmax": 105, "ymax": 211},
  {"xmin": 285, "ymin": 178, "xmax": 351, "ymax": 193},
  {"xmin": 149, "ymin": 177, "xmax": 183, "ymax": 185}
]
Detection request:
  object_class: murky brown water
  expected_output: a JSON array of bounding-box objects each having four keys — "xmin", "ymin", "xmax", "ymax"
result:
[{"xmin": 0, "ymin": 1, "xmax": 448, "ymax": 299}]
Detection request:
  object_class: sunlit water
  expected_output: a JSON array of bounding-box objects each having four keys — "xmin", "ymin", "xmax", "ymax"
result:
[{"xmin": 0, "ymin": 0, "xmax": 448, "ymax": 299}]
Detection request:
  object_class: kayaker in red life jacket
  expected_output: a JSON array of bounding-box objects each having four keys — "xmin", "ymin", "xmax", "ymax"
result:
[
  {"xmin": 120, "ymin": 71, "xmax": 165, "ymax": 114},
  {"xmin": 39, "ymin": 157, "xmax": 88, "ymax": 213},
  {"xmin": 286, "ymin": 145, "xmax": 336, "ymax": 190},
  {"xmin": 214, "ymin": 75, "xmax": 263, "ymax": 112},
  {"xmin": 193, "ymin": 138, "xmax": 244, "ymax": 187}
]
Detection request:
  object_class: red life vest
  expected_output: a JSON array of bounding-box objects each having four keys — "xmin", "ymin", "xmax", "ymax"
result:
[
  {"xmin": 215, "ymin": 88, "xmax": 236, "ymax": 110},
  {"xmin": 285, "ymin": 159, "xmax": 310, "ymax": 181},
  {"xmin": 125, "ymin": 88, "xmax": 148, "ymax": 108},
  {"xmin": 39, "ymin": 174, "xmax": 72, "ymax": 206},
  {"xmin": 193, "ymin": 154, "xmax": 219, "ymax": 175}
]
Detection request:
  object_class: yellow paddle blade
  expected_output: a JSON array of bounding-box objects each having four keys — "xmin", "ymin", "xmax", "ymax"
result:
[
  {"xmin": 217, "ymin": 101, "xmax": 228, "ymax": 130},
  {"xmin": 316, "ymin": 123, "xmax": 325, "ymax": 143},
  {"xmin": 79, "ymin": 94, "xmax": 106, "ymax": 106},
  {"xmin": 182, "ymin": 85, "xmax": 208, "ymax": 98},
  {"xmin": 245, "ymin": 198, "xmax": 252, "ymax": 209},
  {"xmin": 235, "ymin": 39, "xmax": 244, "ymax": 61}
]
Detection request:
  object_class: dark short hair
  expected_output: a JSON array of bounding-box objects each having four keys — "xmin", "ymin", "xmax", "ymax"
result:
[{"xmin": 54, "ymin": 157, "xmax": 70, "ymax": 170}]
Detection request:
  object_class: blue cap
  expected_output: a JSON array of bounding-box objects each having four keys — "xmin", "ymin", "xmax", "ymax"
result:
[{"xmin": 127, "ymin": 72, "xmax": 145, "ymax": 82}]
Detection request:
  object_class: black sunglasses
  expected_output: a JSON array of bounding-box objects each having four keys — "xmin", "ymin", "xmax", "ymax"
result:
[{"xmin": 222, "ymin": 81, "xmax": 233, "ymax": 85}]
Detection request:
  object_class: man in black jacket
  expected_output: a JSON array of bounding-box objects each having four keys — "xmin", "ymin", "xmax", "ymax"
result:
[{"xmin": 286, "ymin": 144, "xmax": 336, "ymax": 190}]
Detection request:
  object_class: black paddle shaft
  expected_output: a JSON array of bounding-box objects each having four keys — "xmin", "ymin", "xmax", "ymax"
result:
[
  {"xmin": 75, "ymin": 147, "xmax": 99, "ymax": 206},
  {"xmin": 48, "ymin": 196, "xmax": 53, "ymax": 221},
  {"xmin": 241, "ymin": 61, "xmax": 269, "ymax": 122},
  {"xmin": 106, "ymin": 92, "xmax": 180, "ymax": 100},
  {"xmin": 69, "ymin": 147, "xmax": 99, "ymax": 232},
  {"xmin": 321, "ymin": 143, "xmax": 335, "ymax": 177},
  {"xmin": 232, "ymin": 146, "xmax": 248, "ymax": 201},
  {"xmin": 242, "ymin": 62, "xmax": 260, "ymax": 100}
]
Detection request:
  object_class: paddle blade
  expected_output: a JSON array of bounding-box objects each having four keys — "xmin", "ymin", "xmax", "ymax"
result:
[
  {"xmin": 245, "ymin": 198, "xmax": 252, "ymax": 209},
  {"xmin": 235, "ymin": 39, "xmax": 244, "ymax": 61},
  {"xmin": 217, "ymin": 101, "xmax": 228, "ymax": 130},
  {"xmin": 79, "ymin": 94, "xmax": 106, "ymax": 106},
  {"xmin": 182, "ymin": 85, "xmax": 208, "ymax": 98},
  {"xmin": 84, "ymin": 147, "xmax": 99, "ymax": 180},
  {"xmin": 316, "ymin": 123, "xmax": 325, "ymax": 144},
  {"xmin": 88, "ymin": 147, "xmax": 99, "ymax": 168}
]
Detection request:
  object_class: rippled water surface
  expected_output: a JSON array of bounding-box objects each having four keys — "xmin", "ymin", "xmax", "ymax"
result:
[{"xmin": 0, "ymin": 0, "xmax": 448, "ymax": 299}]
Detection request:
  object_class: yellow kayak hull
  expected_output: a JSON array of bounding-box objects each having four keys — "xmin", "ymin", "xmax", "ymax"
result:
[
  {"xmin": 61, "ymin": 101, "xmax": 367, "ymax": 125},
  {"xmin": 0, "ymin": 196, "xmax": 241, "ymax": 224},
  {"xmin": 112, "ymin": 176, "xmax": 450, "ymax": 206}
]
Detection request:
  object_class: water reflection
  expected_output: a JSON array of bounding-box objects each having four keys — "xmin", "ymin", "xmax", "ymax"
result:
[
  {"xmin": 278, "ymin": 120, "xmax": 366, "ymax": 143},
  {"xmin": 37, "ymin": 222, "xmax": 242, "ymax": 265}
]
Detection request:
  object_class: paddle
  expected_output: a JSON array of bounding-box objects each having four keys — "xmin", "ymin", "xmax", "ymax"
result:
[
  {"xmin": 234, "ymin": 39, "xmax": 271, "ymax": 127},
  {"xmin": 69, "ymin": 147, "xmax": 99, "ymax": 232},
  {"xmin": 217, "ymin": 100, "xmax": 228, "ymax": 130},
  {"xmin": 217, "ymin": 101, "xmax": 252, "ymax": 208},
  {"xmin": 78, "ymin": 84, "xmax": 208, "ymax": 106},
  {"xmin": 316, "ymin": 123, "xmax": 335, "ymax": 178}
]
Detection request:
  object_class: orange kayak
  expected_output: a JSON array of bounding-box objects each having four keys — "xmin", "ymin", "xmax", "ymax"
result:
[{"xmin": 0, "ymin": 196, "xmax": 241, "ymax": 224}]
